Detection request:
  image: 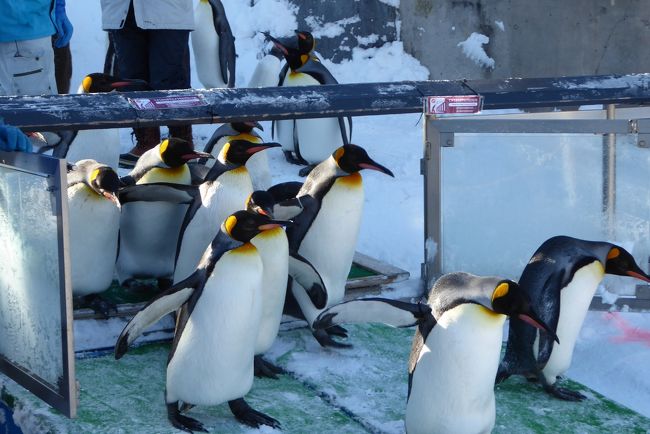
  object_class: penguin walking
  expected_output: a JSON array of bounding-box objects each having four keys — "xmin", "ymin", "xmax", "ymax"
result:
[
  {"xmin": 67, "ymin": 159, "xmax": 121, "ymax": 317},
  {"xmin": 115, "ymin": 138, "xmax": 212, "ymax": 288},
  {"xmin": 497, "ymin": 235, "xmax": 650, "ymax": 400},
  {"xmin": 37, "ymin": 73, "xmax": 150, "ymax": 169},
  {"xmin": 313, "ymin": 272, "xmax": 557, "ymax": 434},
  {"xmin": 283, "ymin": 144, "xmax": 394, "ymax": 347},
  {"xmin": 192, "ymin": 0, "xmax": 235, "ymax": 88},
  {"xmin": 201, "ymin": 121, "xmax": 272, "ymax": 190},
  {"xmin": 269, "ymin": 33, "xmax": 352, "ymax": 171},
  {"xmin": 115, "ymin": 210, "xmax": 286, "ymax": 432}
]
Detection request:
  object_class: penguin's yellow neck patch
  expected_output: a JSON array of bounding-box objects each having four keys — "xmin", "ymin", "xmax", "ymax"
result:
[
  {"xmin": 256, "ymin": 227, "xmax": 283, "ymax": 239},
  {"xmin": 232, "ymin": 242, "xmax": 257, "ymax": 255},
  {"xmin": 236, "ymin": 133, "xmax": 260, "ymax": 142},
  {"xmin": 337, "ymin": 172, "xmax": 362, "ymax": 187},
  {"xmin": 478, "ymin": 305, "xmax": 505, "ymax": 320}
]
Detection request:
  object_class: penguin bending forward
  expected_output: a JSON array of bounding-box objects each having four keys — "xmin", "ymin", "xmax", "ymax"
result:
[
  {"xmin": 497, "ymin": 235, "xmax": 650, "ymax": 400},
  {"xmin": 115, "ymin": 210, "xmax": 288, "ymax": 432},
  {"xmin": 67, "ymin": 159, "xmax": 121, "ymax": 317},
  {"xmin": 314, "ymin": 272, "xmax": 556, "ymax": 434},
  {"xmin": 282, "ymin": 144, "xmax": 394, "ymax": 347}
]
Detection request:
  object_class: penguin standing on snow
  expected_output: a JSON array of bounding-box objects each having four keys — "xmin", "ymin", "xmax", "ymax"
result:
[
  {"xmin": 313, "ymin": 272, "xmax": 557, "ymax": 434},
  {"xmin": 269, "ymin": 33, "xmax": 352, "ymax": 171},
  {"xmin": 497, "ymin": 235, "xmax": 650, "ymax": 400},
  {"xmin": 282, "ymin": 144, "xmax": 394, "ymax": 347},
  {"xmin": 201, "ymin": 121, "xmax": 272, "ymax": 190},
  {"xmin": 116, "ymin": 138, "xmax": 212, "ymax": 288},
  {"xmin": 67, "ymin": 159, "xmax": 121, "ymax": 317},
  {"xmin": 192, "ymin": 0, "xmax": 235, "ymax": 88},
  {"xmin": 38, "ymin": 73, "xmax": 151, "ymax": 169},
  {"xmin": 115, "ymin": 210, "xmax": 287, "ymax": 432}
]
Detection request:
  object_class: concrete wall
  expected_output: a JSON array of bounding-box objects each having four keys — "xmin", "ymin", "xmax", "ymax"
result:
[{"xmin": 400, "ymin": 0, "xmax": 650, "ymax": 80}]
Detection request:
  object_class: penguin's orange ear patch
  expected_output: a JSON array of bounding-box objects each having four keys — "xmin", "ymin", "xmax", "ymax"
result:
[
  {"xmin": 300, "ymin": 54, "xmax": 309, "ymax": 65},
  {"xmin": 89, "ymin": 168, "xmax": 100, "ymax": 183},
  {"xmin": 82, "ymin": 76, "xmax": 92, "ymax": 93},
  {"xmin": 492, "ymin": 282, "xmax": 509, "ymax": 301},
  {"xmin": 333, "ymin": 147, "xmax": 345, "ymax": 162},
  {"xmin": 224, "ymin": 215, "xmax": 238, "ymax": 236},
  {"xmin": 159, "ymin": 139, "xmax": 170, "ymax": 156},
  {"xmin": 607, "ymin": 248, "xmax": 620, "ymax": 260}
]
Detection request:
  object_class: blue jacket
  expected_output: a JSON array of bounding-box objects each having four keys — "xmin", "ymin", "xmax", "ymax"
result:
[{"xmin": 0, "ymin": 0, "xmax": 56, "ymax": 43}]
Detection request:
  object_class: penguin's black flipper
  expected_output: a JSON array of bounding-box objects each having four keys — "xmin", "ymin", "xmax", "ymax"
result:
[
  {"xmin": 267, "ymin": 181, "xmax": 302, "ymax": 203},
  {"xmin": 288, "ymin": 252, "xmax": 328, "ymax": 309},
  {"xmin": 188, "ymin": 162, "xmax": 210, "ymax": 184},
  {"xmin": 313, "ymin": 298, "xmax": 433, "ymax": 330},
  {"xmin": 115, "ymin": 274, "xmax": 201, "ymax": 359},
  {"xmin": 208, "ymin": 0, "xmax": 236, "ymax": 88},
  {"xmin": 118, "ymin": 183, "xmax": 198, "ymax": 205},
  {"xmin": 167, "ymin": 402, "xmax": 208, "ymax": 433},
  {"xmin": 228, "ymin": 398, "xmax": 281, "ymax": 429},
  {"xmin": 51, "ymin": 130, "xmax": 78, "ymax": 159}
]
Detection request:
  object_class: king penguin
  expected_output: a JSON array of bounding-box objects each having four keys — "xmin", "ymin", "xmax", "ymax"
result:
[
  {"xmin": 192, "ymin": 0, "xmax": 236, "ymax": 88},
  {"xmin": 269, "ymin": 33, "xmax": 352, "ymax": 170},
  {"xmin": 40, "ymin": 73, "xmax": 151, "ymax": 170},
  {"xmin": 497, "ymin": 235, "xmax": 650, "ymax": 400},
  {"xmin": 115, "ymin": 138, "xmax": 212, "ymax": 288},
  {"xmin": 201, "ymin": 121, "xmax": 272, "ymax": 190},
  {"xmin": 282, "ymin": 144, "xmax": 394, "ymax": 347},
  {"xmin": 313, "ymin": 272, "xmax": 556, "ymax": 434},
  {"xmin": 67, "ymin": 159, "xmax": 121, "ymax": 317},
  {"xmin": 115, "ymin": 210, "xmax": 286, "ymax": 432}
]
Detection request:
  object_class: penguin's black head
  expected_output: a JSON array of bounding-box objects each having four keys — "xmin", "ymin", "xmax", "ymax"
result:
[
  {"xmin": 222, "ymin": 139, "xmax": 281, "ymax": 166},
  {"xmin": 81, "ymin": 73, "xmax": 152, "ymax": 93},
  {"xmin": 89, "ymin": 165, "xmax": 121, "ymax": 206},
  {"xmin": 159, "ymin": 138, "xmax": 213, "ymax": 168},
  {"xmin": 333, "ymin": 144, "xmax": 395, "ymax": 177},
  {"xmin": 231, "ymin": 121, "xmax": 263, "ymax": 134},
  {"xmin": 604, "ymin": 245, "xmax": 650, "ymax": 282},
  {"xmin": 222, "ymin": 210, "xmax": 289, "ymax": 242},
  {"xmin": 491, "ymin": 280, "xmax": 560, "ymax": 343},
  {"xmin": 267, "ymin": 34, "xmax": 303, "ymax": 70},
  {"xmin": 246, "ymin": 190, "xmax": 275, "ymax": 217},
  {"xmin": 295, "ymin": 30, "xmax": 315, "ymax": 54}
]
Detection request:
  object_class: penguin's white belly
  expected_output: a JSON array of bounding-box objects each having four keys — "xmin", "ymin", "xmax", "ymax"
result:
[
  {"xmin": 173, "ymin": 171, "xmax": 253, "ymax": 283},
  {"xmin": 117, "ymin": 202, "xmax": 188, "ymax": 282},
  {"xmin": 284, "ymin": 73, "xmax": 343, "ymax": 164},
  {"xmin": 252, "ymin": 228, "xmax": 289, "ymax": 354},
  {"xmin": 293, "ymin": 178, "xmax": 363, "ymax": 323},
  {"xmin": 540, "ymin": 260, "xmax": 604, "ymax": 384},
  {"xmin": 166, "ymin": 250, "xmax": 262, "ymax": 405},
  {"xmin": 67, "ymin": 185, "xmax": 119, "ymax": 295},
  {"xmin": 67, "ymin": 129, "xmax": 121, "ymax": 170},
  {"xmin": 276, "ymin": 119, "xmax": 295, "ymax": 153},
  {"xmin": 247, "ymin": 54, "xmax": 281, "ymax": 88},
  {"xmin": 192, "ymin": 2, "xmax": 226, "ymax": 89},
  {"xmin": 405, "ymin": 304, "xmax": 505, "ymax": 434}
]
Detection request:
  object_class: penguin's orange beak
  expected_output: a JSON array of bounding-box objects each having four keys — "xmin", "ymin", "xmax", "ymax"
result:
[
  {"xmin": 518, "ymin": 312, "xmax": 560, "ymax": 344},
  {"xmin": 247, "ymin": 142, "xmax": 281, "ymax": 155},
  {"xmin": 626, "ymin": 270, "xmax": 650, "ymax": 282},
  {"xmin": 102, "ymin": 191, "xmax": 121, "ymax": 208},
  {"xmin": 359, "ymin": 161, "xmax": 395, "ymax": 177}
]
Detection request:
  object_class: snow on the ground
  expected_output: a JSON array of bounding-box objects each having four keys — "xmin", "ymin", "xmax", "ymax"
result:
[{"xmin": 62, "ymin": 0, "xmax": 650, "ymax": 423}]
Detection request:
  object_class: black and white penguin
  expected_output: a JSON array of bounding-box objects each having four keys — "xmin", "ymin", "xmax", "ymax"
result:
[
  {"xmin": 115, "ymin": 138, "xmax": 212, "ymax": 288},
  {"xmin": 192, "ymin": 0, "xmax": 236, "ymax": 88},
  {"xmin": 497, "ymin": 235, "xmax": 650, "ymax": 400},
  {"xmin": 269, "ymin": 33, "xmax": 352, "ymax": 169},
  {"xmin": 247, "ymin": 42, "xmax": 283, "ymax": 88},
  {"xmin": 201, "ymin": 121, "xmax": 271, "ymax": 190},
  {"xmin": 38, "ymin": 73, "xmax": 150, "ymax": 169},
  {"xmin": 67, "ymin": 159, "xmax": 121, "ymax": 316},
  {"xmin": 115, "ymin": 210, "xmax": 286, "ymax": 431},
  {"xmin": 283, "ymin": 144, "xmax": 394, "ymax": 347},
  {"xmin": 314, "ymin": 272, "xmax": 556, "ymax": 434}
]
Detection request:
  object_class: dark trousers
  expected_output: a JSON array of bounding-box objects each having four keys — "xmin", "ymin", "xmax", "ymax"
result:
[{"xmin": 109, "ymin": 3, "xmax": 190, "ymax": 91}]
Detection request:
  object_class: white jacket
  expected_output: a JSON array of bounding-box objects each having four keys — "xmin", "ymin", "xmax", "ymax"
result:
[{"xmin": 100, "ymin": 0, "xmax": 194, "ymax": 30}]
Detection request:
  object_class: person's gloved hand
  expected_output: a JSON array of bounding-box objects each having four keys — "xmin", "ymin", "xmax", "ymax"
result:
[
  {"xmin": 0, "ymin": 125, "xmax": 33, "ymax": 152},
  {"xmin": 53, "ymin": 0, "xmax": 73, "ymax": 48}
]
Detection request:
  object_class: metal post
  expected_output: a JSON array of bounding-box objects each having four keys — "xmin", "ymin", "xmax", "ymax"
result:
[
  {"xmin": 422, "ymin": 119, "xmax": 444, "ymax": 289},
  {"xmin": 603, "ymin": 104, "xmax": 616, "ymax": 239}
]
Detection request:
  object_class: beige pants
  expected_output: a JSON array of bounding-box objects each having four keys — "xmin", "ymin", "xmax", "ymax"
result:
[{"xmin": 0, "ymin": 37, "xmax": 57, "ymax": 96}]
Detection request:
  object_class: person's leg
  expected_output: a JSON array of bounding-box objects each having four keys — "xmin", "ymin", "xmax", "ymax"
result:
[
  {"xmin": 0, "ymin": 37, "xmax": 57, "ymax": 96},
  {"xmin": 52, "ymin": 37, "xmax": 72, "ymax": 94},
  {"xmin": 111, "ymin": 3, "xmax": 160, "ymax": 165},
  {"xmin": 149, "ymin": 29, "xmax": 193, "ymax": 145}
]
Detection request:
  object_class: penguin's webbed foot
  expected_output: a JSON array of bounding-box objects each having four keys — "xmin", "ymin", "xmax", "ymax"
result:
[
  {"xmin": 313, "ymin": 328, "xmax": 352, "ymax": 348},
  {"xmin": 326, "ymin": 325, "xmax": 348, "ymax": 338},
  {"xmin": 254, "ymin": 355, "xmax": 284, "ymax": 379},
  {"xmin": 298, "ymin": 165, "xmax": 316, "ymax": 177},
  {"xmin": 494, "ymin": 366, "xmax": 511, "ymax": 385},
  {"xmin": 79, "ymin": 294, "xmax": 118, "ymax": 319},
  {"xmin": 228, "ymin": 398, "xmax": 281, "ymax": 429},
  {"xmin": 544, "ymin": 384, "xmax": 586, "ymax": 401},
  {"xmin": 283, "ymin": 150, "xmax": 308, "ymax": 166},
  {"xmin": 167, "ymin": 402, "xmax": 207, "ymax": 433}
]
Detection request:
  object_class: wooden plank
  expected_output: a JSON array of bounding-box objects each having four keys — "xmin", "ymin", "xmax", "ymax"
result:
[{"xmin": 2, "ymin": 73, "xmax": 650, "ymax": 132}]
